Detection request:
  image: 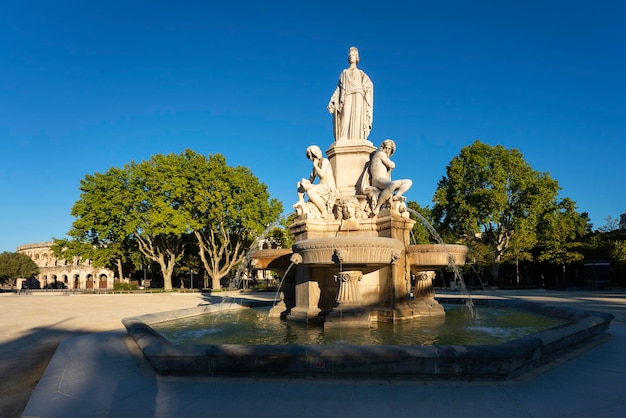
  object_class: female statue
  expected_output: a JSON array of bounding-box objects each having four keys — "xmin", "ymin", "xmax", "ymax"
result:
[{"xmin": 327, "ymin": 47, "xmax": 374, "ymax": 141}]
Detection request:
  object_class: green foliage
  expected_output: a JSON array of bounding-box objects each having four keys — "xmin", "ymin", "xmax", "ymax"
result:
[
  {"xmin": 536, "ymin": 198, "xmax": 590, "ymax": 268},
  {"xmin": 433, "ymin": 140, "xmax": 560, "ymax": 279},
  {"xmin": 268, "ymin": 213, "xmax": 298, "ymax": 248},
  {"xmin": 597, "ymin": 215, "xmax": 620, "ymax": 232},
  {"xmin": 186, "ymin": 153, "xmax": 283, "ymax": 288},
  {"xmin": 0, "ymin": 252, "xmax": 39, "ymax": 288},
  {"xmin": 610, "ymin": 240, "xmax": 626, "ymax": 264},
  {"xmin": 113, "ymin": 282, "xmax": 139, "ymax": 291},
  {"xmin": 55, "ymin": 165, "xmax": 139, "ymax": 281},
  {"xmin": 406, "ymin": 201, "xmax": 437, "ymax": 244},
  {"xmin": 64, "ymin": 149, "xmax": 281, "ymax": 291}
]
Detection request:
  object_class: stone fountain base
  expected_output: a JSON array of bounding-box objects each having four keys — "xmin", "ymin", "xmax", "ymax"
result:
[{"xmin": 122, "ymin": 298, "xmax": 615, "ymax": 380}]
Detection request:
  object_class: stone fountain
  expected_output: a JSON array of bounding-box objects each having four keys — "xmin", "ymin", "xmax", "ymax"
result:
[
  {"xmin": 123, "ymin": 47, "xmax": 614, "ymax": 380},
  {"xmin": 253, "ymin": 46, "xmax": 469, "ymax": 327}
]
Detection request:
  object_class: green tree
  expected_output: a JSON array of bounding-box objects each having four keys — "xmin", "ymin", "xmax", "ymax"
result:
[
  {"xmin": 597, "ymin": 215, "xmax": 620, "ymax": 232},
  {"xmin": 501, "ymin": 225, "xmax": 536, "ymax": 285},
  {"xmin": 52, "ymin": 167, "xmax": 137, "ymax": 280},
  {"xmin": 432, "ymin": 140, "xmax": 560, "ymax": 280},
  {"xmin": 127, "ymin": 153, "xmax": 196, "ymax": 290},
  {"xmin": 64, "ymin": 150, "xmax": 281, "ymax": 291},
  {"xmin": 406, "ymin": 201, "xmax": 437, "ymax": 244},
  {"xmin": 0, "ymin": 252, "xmax": 39, "ymax": 289},
  {"xmin": 536, "ymin": 198, "xmax": 590, "ymax": 282},
  {"xmin": 183, "ymin": 153, "xmax": 282, "ymax": 289},
  {"xmin": 265, "ymin": 217, "xmax": 296, "ymax": 249}
]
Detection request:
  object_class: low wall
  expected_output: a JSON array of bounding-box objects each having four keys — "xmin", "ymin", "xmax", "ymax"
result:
[{"xmin": 122, "ymin": 298, "xmax": 614, "ymax": 380}]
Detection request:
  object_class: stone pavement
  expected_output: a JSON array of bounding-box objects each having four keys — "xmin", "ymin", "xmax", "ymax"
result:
[{"xmin": 2, "ymin": 290, "xmax": 625, "ymax": 417}]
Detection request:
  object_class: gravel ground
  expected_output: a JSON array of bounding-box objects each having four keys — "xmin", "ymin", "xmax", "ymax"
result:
[
  {"xmin": 0, "ymin": 291, "xmax": 213, "ymax": 418},
  {"xmin": 2, "ymin": 288, "xmax": 625, "ymax": 417}
]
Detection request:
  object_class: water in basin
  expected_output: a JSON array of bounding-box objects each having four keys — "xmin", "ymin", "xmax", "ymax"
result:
[{"xmin": 153, "ymin": 304, "xmax": 567, "ymax": 346}]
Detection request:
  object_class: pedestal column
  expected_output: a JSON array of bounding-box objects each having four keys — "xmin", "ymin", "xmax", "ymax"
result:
[
  {"xmin": 325, "ymin": 270, "xmax": 370, "ymax": 328},
  {"xmin": 326, "ymin": 139, "xmax": 376, "ymax": 197}
]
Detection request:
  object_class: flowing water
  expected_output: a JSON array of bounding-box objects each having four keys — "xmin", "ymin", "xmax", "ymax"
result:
[
  {"xmin": 272, "ymin": 261, "xmax": 295, "ymax": 306},
  {"xmin": 406, "ymin": 208, "xmax": 476, "ymax": 318}
]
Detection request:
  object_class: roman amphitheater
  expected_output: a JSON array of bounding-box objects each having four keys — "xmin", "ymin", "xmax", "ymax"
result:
[{"xmin": 16, "ymin": 242, "xmax": 116, "ymax": 290}]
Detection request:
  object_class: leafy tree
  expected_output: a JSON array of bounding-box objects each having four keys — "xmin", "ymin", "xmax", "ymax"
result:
[
  {"xmin": 433, "ymin": 140, "xmax": 560, "ymax": 280},
  {"xmin": 501, "ymin": 225, "xmax": 536, "ymax": 285},
  {"xmin": 127, "ymin": 153, "xmax": 196, "ymax": 290},
  {"xmin": 182, "ymin": 153, "xmax": 282, "ymax": 289},
  {"xmin": 406, "ymin": 201, "xmax": 437, "ymax": 244},
  {"xmin": 535, "ymin": 198, "xmax": 590, "ymax": 281},
  {"xmin": 0, "ymin": 252, "xmax": 39, "ymax": 289},
  {"xmin": 53, "ymin": 166, "xmax": 140, "ymax": 281},
  {"xmin": 64, "ymin": 150, "xmax": 281, "ymax": 291},
  {"xmin": 597, "ymin": 215, "xmax": 620, "ymax": 232},
  {"xmin": 610, "ymin": 240, "xmax": 626, "ymax": 264},
  {"xmin": 265, "ymin": 213, "xmax": 297, "ymax": 249}
]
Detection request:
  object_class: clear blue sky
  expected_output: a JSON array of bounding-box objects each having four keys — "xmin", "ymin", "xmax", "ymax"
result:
[{"xmin": 1, "ymin": 1, "xmax": 625, "ymax": 253}]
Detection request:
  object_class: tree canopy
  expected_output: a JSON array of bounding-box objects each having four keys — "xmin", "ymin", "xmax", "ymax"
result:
[
  {"xmin": 183, "ymin": 152, "xmax": 282, "ymax": 288},
  {"xmin": 60, "ymin": 149, "xmax": 282, "ymax": 290},
  {"xmin": 432, "ymin": 140, "xmax": 560, "ymax": 279},
  {"xmin": 52, "ymin": 166, "xmax": 137, "ymax": 281},
  {"xmin": 0, "ymin": 252, "xmax": 39, "ymax": 289},
  {"xmin": 535, "ymin": 197, "xmax": 591, "ymax": 270}
]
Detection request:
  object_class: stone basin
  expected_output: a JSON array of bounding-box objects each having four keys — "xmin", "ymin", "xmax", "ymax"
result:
[
  {"xmin": 292, "ymin": 237, "xmax": 404, "ymax": 274},
  {"xmin": 406, "ymin": 244, "xmax": 469, "ymax": 271}
]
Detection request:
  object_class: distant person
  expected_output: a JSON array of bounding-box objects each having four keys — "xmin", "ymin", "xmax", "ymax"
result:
[{"xmin": 327, "ymin": 47, "xmax": 374, "ymax": 141}]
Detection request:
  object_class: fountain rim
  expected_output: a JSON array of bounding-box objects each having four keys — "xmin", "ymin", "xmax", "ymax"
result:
[{"xmin": 123, "ymin": 297, "xmax": 614, "ymax": 380}]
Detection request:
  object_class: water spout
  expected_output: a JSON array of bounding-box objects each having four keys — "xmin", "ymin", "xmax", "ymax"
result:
[
  {"xmin": 406, "ymin": 208, "xmax": 476, "ymax": 318},
  {"xmin": 272, "ymin": 260, "xmax": 296, "ymax": 307}
]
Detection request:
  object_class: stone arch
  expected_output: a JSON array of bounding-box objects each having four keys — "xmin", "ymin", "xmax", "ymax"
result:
[
  {"xmin": 73, "ymin": 274, "xmax": 80, "ymax": 290},
  {"xmin": 98, "ymin": 274, "xmax": 108, "ymax": 289},
  {"xmin": 86, "ymin": 274, "xmax": 94, "ymax": 289}
]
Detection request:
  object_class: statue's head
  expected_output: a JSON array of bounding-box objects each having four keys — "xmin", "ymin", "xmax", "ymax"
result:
[
  {"xmin": 348, "ymin": 47, "xmax": 360, "ymax": 64},
  {"xmin": 306, "ymin": 145, "xmax": 323, "ymax": 160},
  {"xmin": 380, "ymin": 139, "xmax": 396, "ymax": 155}
]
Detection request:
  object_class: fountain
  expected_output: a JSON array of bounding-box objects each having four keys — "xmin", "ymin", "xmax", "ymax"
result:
[{"xmin": 123, "ymin": 46, "xmax": 614, "ymax": 380}]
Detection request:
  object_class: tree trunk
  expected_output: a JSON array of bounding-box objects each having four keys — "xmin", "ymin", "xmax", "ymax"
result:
[
  {"xmin": 491, "ymin": 251, "xmax": 502, "ymax": 282},
  {"xmin": 116, "ymin": 259, "xmax": 124, "ymax": 282}
]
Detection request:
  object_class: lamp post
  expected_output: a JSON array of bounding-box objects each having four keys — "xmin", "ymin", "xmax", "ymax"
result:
[{"xmin": 190, "ymin": 270, "xmax": 196, "ymax": 292}]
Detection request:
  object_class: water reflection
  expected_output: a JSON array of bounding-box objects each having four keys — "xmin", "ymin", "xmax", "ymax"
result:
[{"xmin": 154, "ymin": 305, "xmax": 566, "ymax": 346}]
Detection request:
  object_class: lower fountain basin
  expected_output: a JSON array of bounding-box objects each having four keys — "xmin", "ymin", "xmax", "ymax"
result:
[{"xmin": 123, "ymin": 298, "xmax": 614, "ymax": 380}]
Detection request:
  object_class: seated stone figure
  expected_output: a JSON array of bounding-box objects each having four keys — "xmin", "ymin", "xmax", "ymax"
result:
[
  {"xmin": 293, "ymin": 145, "xmax": 338, "ymax": 219},
  {"xmin": 367, "ymin": 139, "xmax": 412, "ymax": 215}
]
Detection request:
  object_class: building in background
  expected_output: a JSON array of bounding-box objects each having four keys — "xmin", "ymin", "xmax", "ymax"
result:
[{"xmin": 16, "ymin": 242, "xmax": 116, "ymax": 290}]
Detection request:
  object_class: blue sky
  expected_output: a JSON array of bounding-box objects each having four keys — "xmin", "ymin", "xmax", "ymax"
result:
[{"xmin": 1, "ymin": 1, "xmax": 625, "ymax": 253}]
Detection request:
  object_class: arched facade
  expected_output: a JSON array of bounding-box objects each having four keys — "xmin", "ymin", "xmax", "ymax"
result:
[{"xmin": 16, "ymin": 242, "xmax": 116, "ymax": 289}]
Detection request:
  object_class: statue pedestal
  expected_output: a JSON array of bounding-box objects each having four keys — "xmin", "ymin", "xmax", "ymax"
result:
[
  {"xmin": 325, "ymin": 270, "xmax": 370, "ymax": 328},
  {"xmin": 326, "ymin": 139, "xmax": 376, "ymax": 197},
  {"xmin": 287, "ymin": 268, "xmax": 322, "ymax": 323}
]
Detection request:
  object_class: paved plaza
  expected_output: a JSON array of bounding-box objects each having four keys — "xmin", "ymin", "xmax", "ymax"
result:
[{"xmin": 1, "ymin": 289, "xmax": 625, "ymax": 417}]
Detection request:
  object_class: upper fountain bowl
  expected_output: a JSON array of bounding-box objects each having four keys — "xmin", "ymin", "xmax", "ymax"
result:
[
  {"xmin": 292, "ymin": 236, "xmax": 404, "ymax": 273},
  {"xmin": 406, "ymin": 244, "xmax": 469, "ymax": 271},
  {"xmin": 248, "ymin": 248, "xmax": 293, "ymax": 272}
]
